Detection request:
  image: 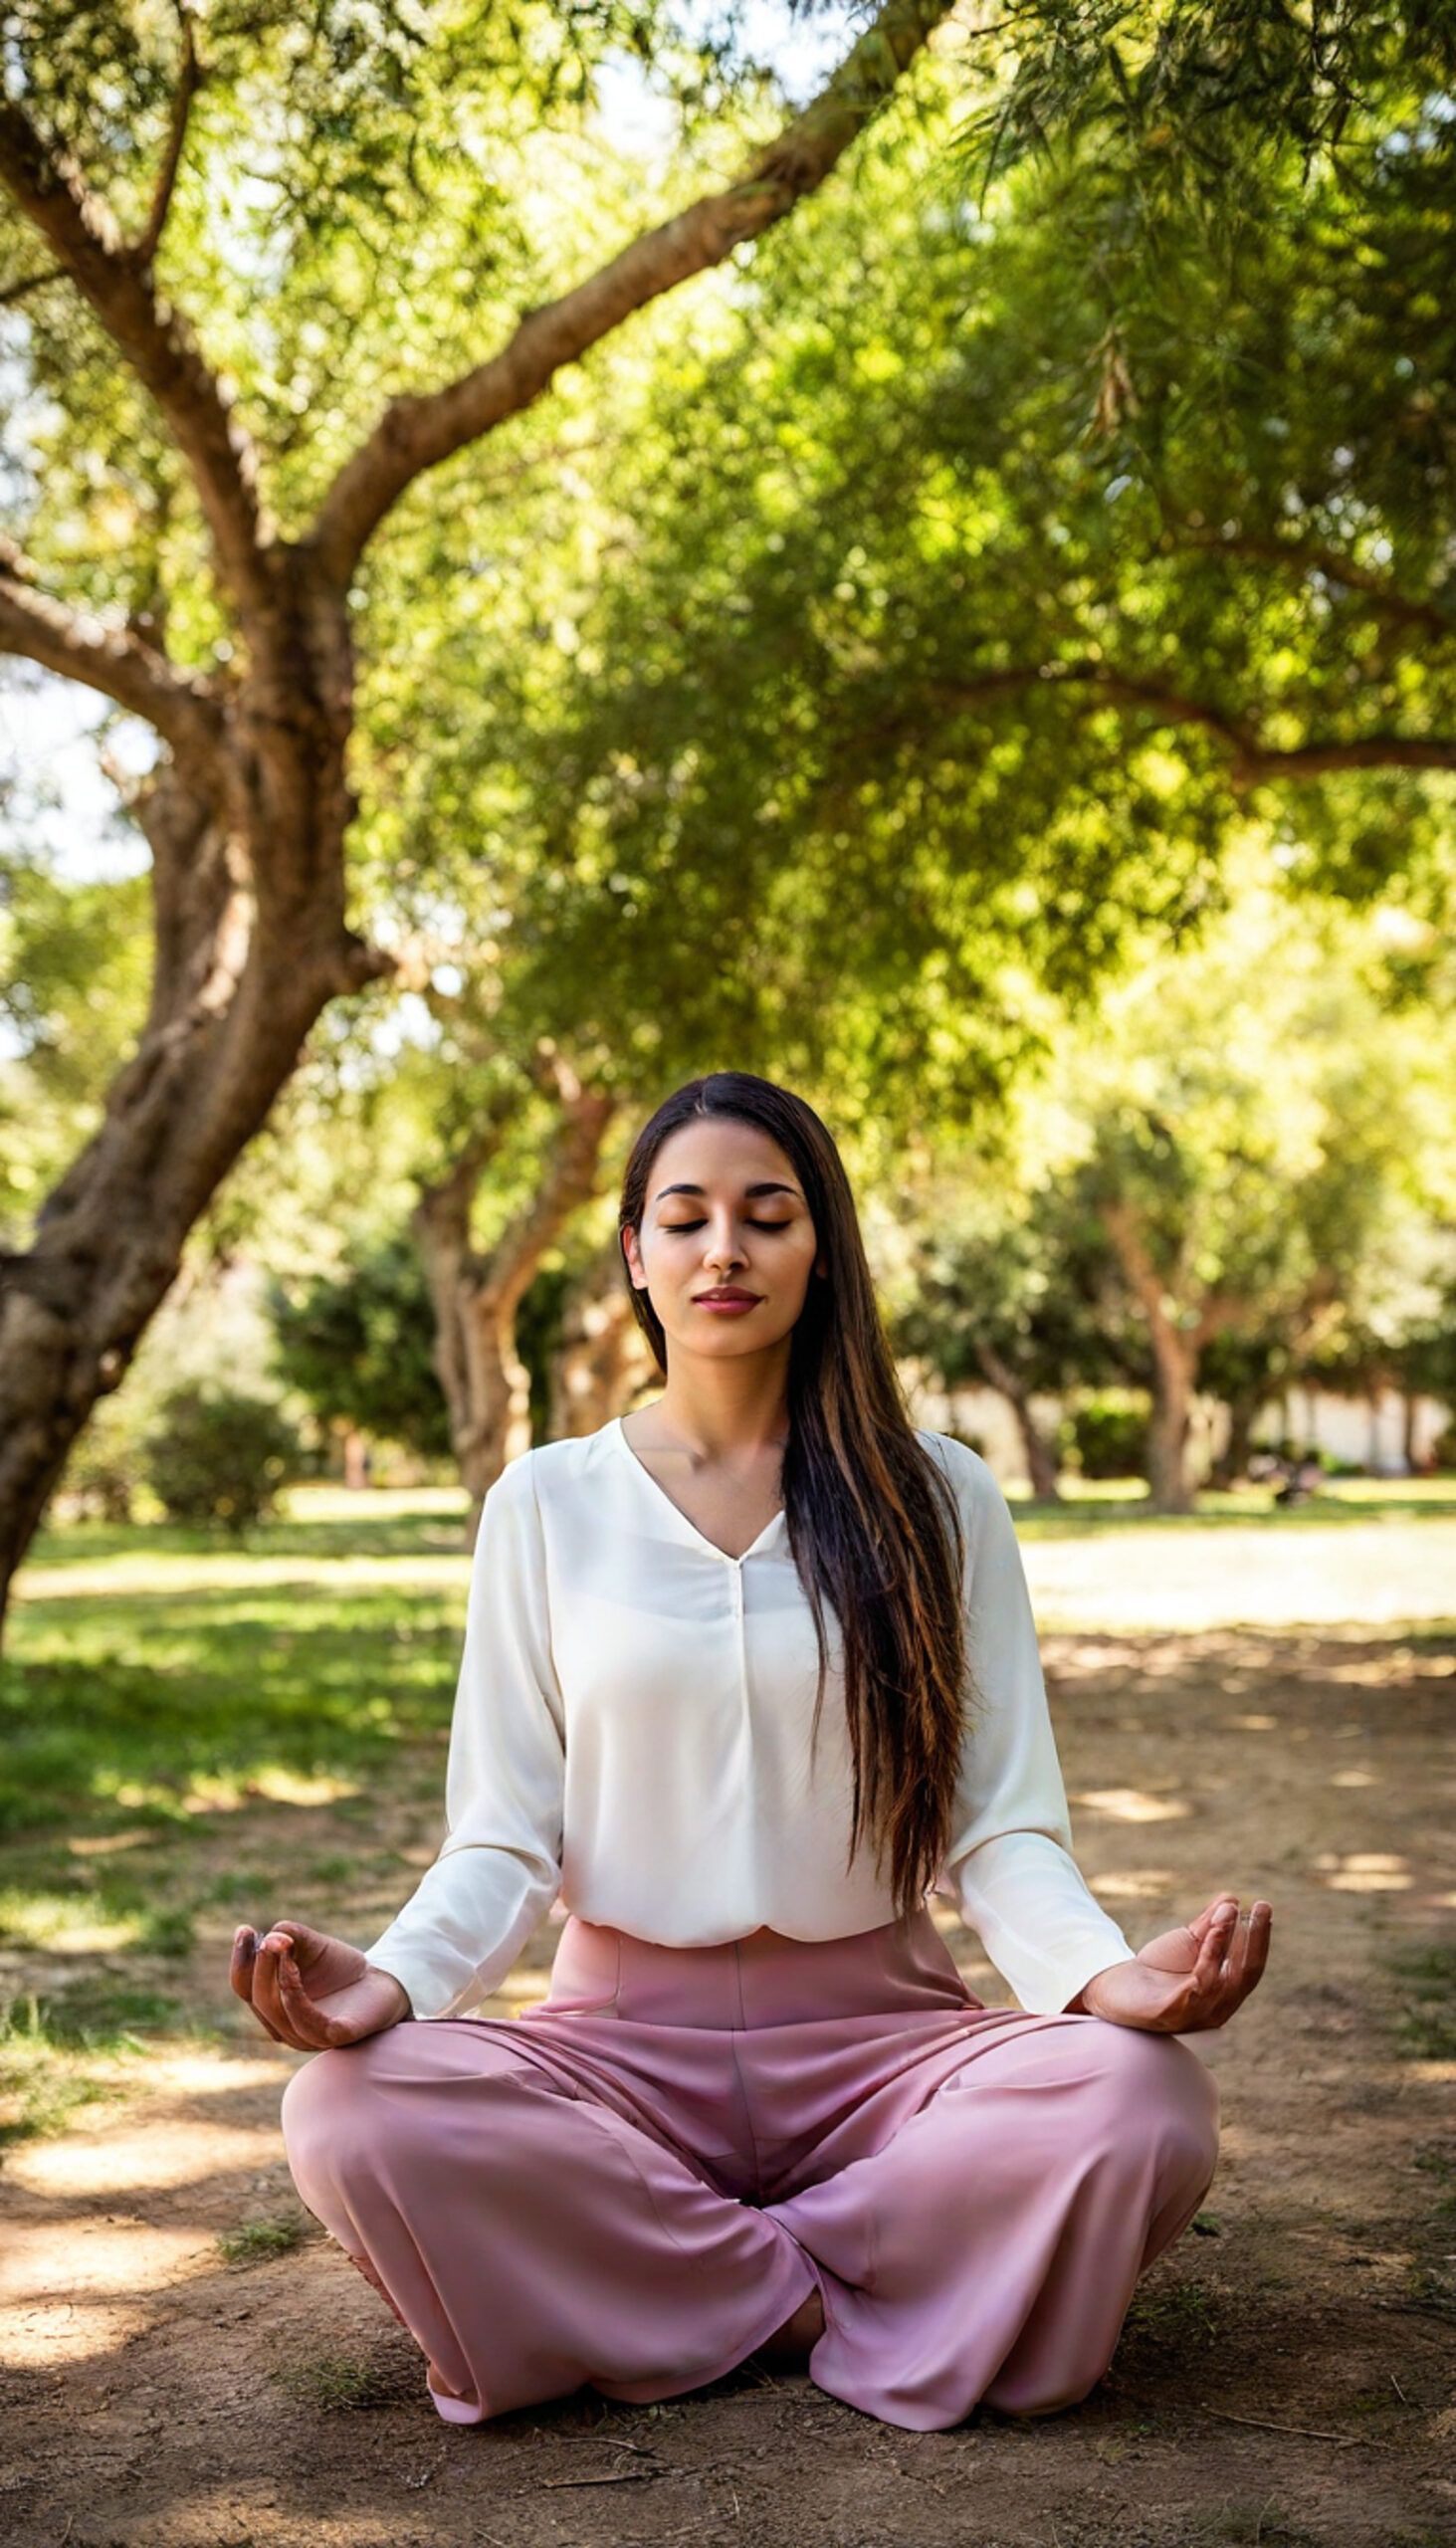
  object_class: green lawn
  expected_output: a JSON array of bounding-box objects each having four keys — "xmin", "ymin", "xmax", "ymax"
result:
[{"xmin": 4, "ymin": 1480, "xmax": 1453, "ymax": 2143}]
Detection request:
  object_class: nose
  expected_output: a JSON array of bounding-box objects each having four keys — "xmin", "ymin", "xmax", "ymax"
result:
[{"xmin": 703, "ymin": 1210, "xmax": 746, "ymax": 1275}]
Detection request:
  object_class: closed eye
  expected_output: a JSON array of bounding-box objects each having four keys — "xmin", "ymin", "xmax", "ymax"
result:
[{"xmin": 662, "ymin": 1219, "xmax": 790, "ymax": 1233}]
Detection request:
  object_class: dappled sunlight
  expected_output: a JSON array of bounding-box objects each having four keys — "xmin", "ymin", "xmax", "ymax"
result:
[
  {"xmin": 1024, "ymin": 1521, "xmax": 1456, "ymax": 1631},
  {"xmin": 1088, "ymin": 1868, "xmax": 1177, "ymax": 1902},
  {"xmin": 246, "ymin": 1769, "xmax": 363, "ymax": 1808},
  {"xmin": 0, "ymin": 1891, "xmax": 141, "ymax": 1953},
  {"xmin": 1, "ymin": 2218, "xmax": 211, "ymax": 2318},
  {"xmin": 1072, "ymin": 1788, "xmax": 1192, "ymax": 1823},
  {"xmin": 13, "ymin": 1552, "xmax": 471, "ymax": 1603},
  {"xmin": 146, "ymin": 2050, "xmax": 295, "ymax": 2098},
  {"xmin": 0, "ymin": 2297, "xmax": 152, "ymax": 2370},
  {"xmin": 8, "ymin": 2112, "xmax": 276, "ymax": 2198},
  {"xmin": 1317, "ymin": 1851, "xmax": 1413, "ymax": 1893}
]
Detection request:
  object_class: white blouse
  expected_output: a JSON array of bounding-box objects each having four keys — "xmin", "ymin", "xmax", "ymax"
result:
[{"xmin": 363, "ymin": 1418, "xmax": 1137, "ymax": 2020}]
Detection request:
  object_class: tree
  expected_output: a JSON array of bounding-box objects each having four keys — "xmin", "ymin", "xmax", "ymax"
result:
[
  {"xmin": 527, "ymin": 8, "xmax": 1456, "ymax": 1013},
  {"xmin": 269, "ymin": 1235, "xmax": 452, "ymax": 1466},
  {"xmin": 410, "ymin": 1040, "xmax": 617, "ymax": 1526},
  {"xmin": 1048, "ymin": 875, "xmax": 1456, "ymax": 1509},
  {"xmin": 0, "ymin": 0, "xmax": 953, "ymax": 1625},
  {"xmin": 892, "ymin": 1184, "xmax": 1131, "ymax": 1499}
]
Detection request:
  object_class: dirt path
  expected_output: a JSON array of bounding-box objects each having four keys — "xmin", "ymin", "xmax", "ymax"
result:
[{"xmin": 2, "ymin": 1624, "xmax": 1453, "ymax": 2548}]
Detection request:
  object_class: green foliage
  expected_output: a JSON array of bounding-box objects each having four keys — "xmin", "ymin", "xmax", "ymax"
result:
[
  {"xmin": 1071, "ymin": 1392, "xmax": 1151, "ymax": 1480},
  {"xmin": 274, "ymin": 2344, "xmax": 421, "ymax": 2410},
  {"xmin": 143, "ymin": 1384, "xmax": 302, "ymax": 1534},
  {"xmin": 1390, "ymin": 1943, "xmax": 1456, "ymax": 2060},
  {"xmin": 0, "ymin": 849, "xmax": 150, "ymax": 1241},
  {"xmin": 0, "ymin": 1979, "xmax": 183, "ymax": 2145},
  {"xmin": 217, "ymin": 2215, "xmax": 310, "ymax": 2267},
  {"xmin": 269, "ymin": 1238, "xmax": 450, "ymax": 1459},
  {"xmin": 1, "ymin": 1511, "xmax": 466, "ymax": 1839}
]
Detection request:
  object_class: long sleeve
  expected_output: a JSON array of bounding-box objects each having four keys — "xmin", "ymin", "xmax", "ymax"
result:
[
  {"xmin": 935, "ymin": 1444, "xmax": 1138, "ymax": 2016},
  {"xmin": 363, "ymin": 1450, "xmax": 565, "ymax": 2020}
]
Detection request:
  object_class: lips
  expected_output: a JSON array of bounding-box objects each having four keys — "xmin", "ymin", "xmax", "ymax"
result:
[{"xmin": 694, "ymin": 1290, "xmax": 761, "ymax": 1305}]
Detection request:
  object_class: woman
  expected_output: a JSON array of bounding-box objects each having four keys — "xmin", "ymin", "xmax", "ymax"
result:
[{"xmin": 234, "ymin": 1072, "xmax": 1271, "ymax": 2434}]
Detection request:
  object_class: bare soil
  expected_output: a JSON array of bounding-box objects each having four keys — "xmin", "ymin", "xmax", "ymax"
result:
[{"xmin": 3, "ymin": 1623, "xmax": 1454, "ymax": 2548}]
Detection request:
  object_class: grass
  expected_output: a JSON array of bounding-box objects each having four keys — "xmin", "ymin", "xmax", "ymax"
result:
[
  {"xmin": 217, "ymin": 2214, "xmax": 311, "ymax": 2267},
  {"xmin": 0, "ymin": 1979, "xmax": 185, "ymax": 2145},
  {"xmin": 274, "ymin": 2342, "xmax": 423, "ymax": 2410},
  {"xmin": 1118, "ymin": 2275, "xmax": 1222, "ymax": 2353},
  {"xmin": 1389, "ymin": 1944, "xmax": 1456, "ymax": 2061},
  {"xmin": 1, "ymin": 1505, "xmax": 469, "ymax": 2152}
]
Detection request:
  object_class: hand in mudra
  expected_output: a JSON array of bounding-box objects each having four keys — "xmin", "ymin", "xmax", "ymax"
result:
[
  {"xmin": 1076, "ymin": 1893, "xmax": 1272, "ymax": 2032},
  {"xmin": 231, "ymin": 1919, "xmax": 410, "ymax": 2050}
]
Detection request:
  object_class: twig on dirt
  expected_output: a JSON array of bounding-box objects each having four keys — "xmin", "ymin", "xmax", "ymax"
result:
[
  {"xmin": 555, "ymin": 2431, "xmax": 658, "ymax": 2455},
  {"xmin": 537, "ymin": 2468, "xmax": 660, "ymax": 2489},
  {"xmin": 1198, "ymin": 2403, "xmax": 1389, "ymax": 2449},
  {"xmin": 1389, "ymin": 2371, "xmax": 1409, "ymax": 2405}
]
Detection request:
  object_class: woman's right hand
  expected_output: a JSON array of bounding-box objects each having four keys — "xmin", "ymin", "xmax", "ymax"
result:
[{"xmin": 231, "ymin": 1919, "xmax": 411, "ymax": 2050}]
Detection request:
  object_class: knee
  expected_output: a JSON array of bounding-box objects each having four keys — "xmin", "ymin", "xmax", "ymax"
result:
[
  {"xmin": 1089, "ymin": 2021, "xmax": 1220, "ymax": 2197},
  {"xmin": 281, "ymin": 2039, "xmax": 396, "ymax": 2206}
]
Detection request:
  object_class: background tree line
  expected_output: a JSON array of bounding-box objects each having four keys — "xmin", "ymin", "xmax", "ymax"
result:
[{"xmin": 2, "ymin": 2, "xmax": 1453, "ymax": 1592}]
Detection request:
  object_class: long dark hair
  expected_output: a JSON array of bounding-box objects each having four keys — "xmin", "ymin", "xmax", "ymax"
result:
[{"xmin": 618, "ymin": 1071, "xmax": 968, "ymax": 1920}]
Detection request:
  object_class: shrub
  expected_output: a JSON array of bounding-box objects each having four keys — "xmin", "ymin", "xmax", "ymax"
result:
[
  {"xmin": 143, "ymin": 1384, "xmax": 301, "ymax": 1533},
  {"xmin": 1069, "ymin": 1392, "xmax": 1149, "ymax": 1480}
]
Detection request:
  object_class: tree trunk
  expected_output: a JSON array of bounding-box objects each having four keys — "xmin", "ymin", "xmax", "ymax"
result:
[
  {"xmin": 973, "ymin": 1342, "xmax": 1062, "ymax": 1501},
  {"xmin": 412, "ymin": 1048, "xmax": 616, "ymax": 1541},
  {"xmin": 1209, "ymin": 1387, "xmax": 1263, "ymax": 1490},
  {"xmin": 1099, "ymin": 1202, "xmax": 1202, "ymax": 1515},
  {"xmin": 548, "ymin": 1237, "xmax": 658, "ymax": 1438},
  {"xmin": 0, "ymin": 718, "xmax": 378, "ymax": 1621}
]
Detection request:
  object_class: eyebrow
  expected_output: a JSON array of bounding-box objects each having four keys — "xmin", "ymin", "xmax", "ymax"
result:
[{"xmin": 651, "ymin": 1181, "xmax": 802, "ymax": 1205}]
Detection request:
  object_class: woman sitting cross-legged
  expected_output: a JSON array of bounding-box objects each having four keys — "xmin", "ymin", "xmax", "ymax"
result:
[{"xmin": 232, "ymin": 1070, "xmax": 1271, "ymax": 2435}]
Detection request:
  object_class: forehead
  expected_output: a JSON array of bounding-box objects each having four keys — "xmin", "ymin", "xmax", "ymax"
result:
[{"xmin": 648, "ymin": 1118, "xmax": 802, "ymax": 1205}]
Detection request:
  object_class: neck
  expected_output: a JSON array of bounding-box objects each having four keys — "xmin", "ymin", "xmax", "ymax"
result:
[{"xmin": 644, "ymin": 1348, "xmax": 793, "ymax": 1458}]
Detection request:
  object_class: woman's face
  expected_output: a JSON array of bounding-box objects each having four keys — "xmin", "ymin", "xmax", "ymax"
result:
[{"xmin": 623, "ymin": 1117, "xmax": 825, "ymax": 1364}]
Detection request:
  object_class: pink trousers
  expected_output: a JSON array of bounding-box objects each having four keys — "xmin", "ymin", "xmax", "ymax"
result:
[{"xmin": 281, "ymin": 1912, "xmax": 1218, "ymax": 2433}]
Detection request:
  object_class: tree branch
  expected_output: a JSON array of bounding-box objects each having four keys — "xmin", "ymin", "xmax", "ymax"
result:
[
  {"xmin": 0, "ymin": 538, "xmax": 223, "ymax": 761},
  {"xmin": 930, "ymin": 662, "xmax": 1456, "ymax": 783},
  {"xmin": 1173, "ymin": 527, "xmax": 1455, "ymax": 643},
  {"xmin": 0, "ymin": 93, "xmax": 273, "ymax": 627},
  {"xmin": 131, "ymin": 9, "xmax": 202, "ymax": 271},
  {"xmin": 0, "ymin": 263, "xmax": 62, "ymax": 306},
  {"xmin": 309, "ymin": 0, "xmax": 953, "ymax": 586}
]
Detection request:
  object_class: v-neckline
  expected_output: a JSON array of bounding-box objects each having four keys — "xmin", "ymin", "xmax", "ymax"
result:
[{"xmin": 611, "ymin": 1416, "xmax": 786, "ymax": 1567}]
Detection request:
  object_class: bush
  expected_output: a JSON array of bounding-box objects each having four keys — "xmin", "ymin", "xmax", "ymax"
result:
[
  {"xmin": 1070, "ymin": 1393, "xmax": 1149, "ymax": 1480},
  {"xmin": 143, "ymin": 1384, "xmax": 301, "ymax": 1533}
]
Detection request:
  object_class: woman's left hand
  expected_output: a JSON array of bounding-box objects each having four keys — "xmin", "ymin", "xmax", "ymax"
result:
[{"xmin": 1073, "ymin": 1893, "xmax": 1273, "ymax": 2032}]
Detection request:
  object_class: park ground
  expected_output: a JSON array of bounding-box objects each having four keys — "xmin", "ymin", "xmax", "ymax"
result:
[{"xmin": 1, "ymin": 1482, "xmax": 1454, "ymax": 2548}]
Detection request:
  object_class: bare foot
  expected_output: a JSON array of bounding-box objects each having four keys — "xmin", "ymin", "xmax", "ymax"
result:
[{"xmin": 752, "ymin": 2286, "xmax": 825, "ymax": 2367}]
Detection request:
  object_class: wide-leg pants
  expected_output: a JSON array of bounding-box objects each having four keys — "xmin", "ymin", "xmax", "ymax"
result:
[{"xmin": 281, "ymin": 1911, "xmax": 1219, "ymax": 2434}]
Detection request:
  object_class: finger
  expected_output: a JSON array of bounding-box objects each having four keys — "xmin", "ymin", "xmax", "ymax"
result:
[
  {"xmin": 276, "ymin": 1951, "xmax": 342, "ymax": 2048},
  {"xmin": 1186, "ymin": 1894, "xmax": 1240, "ymax": 1946},
  {"xmin": 1188, "ymin": 1899, "xmax": 1238, "ymax": 2002},
  {"xmin": 252, "ymin": 1934, "xmax": 310, "ymax": 2047},
  {"xmin": 230, "ymin": 1925, "xmax": 258, "ymax": 2004},
  {"xmin": 230, "ymin": 1926, "xmax": 286, "ymax": 2041},
  {"xmin": 1225, "ymin": 1900, "xmax": 1274, "ymax": 2006}
]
